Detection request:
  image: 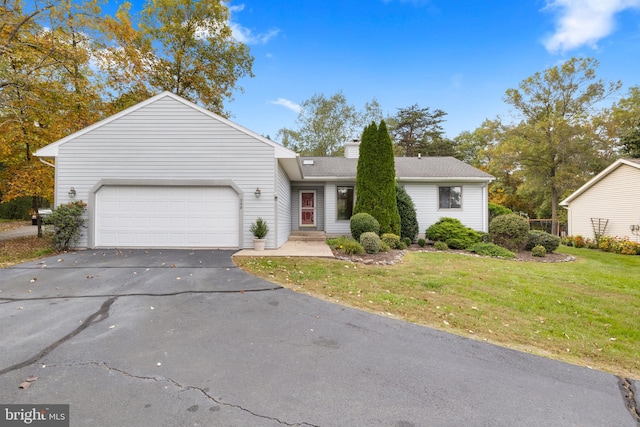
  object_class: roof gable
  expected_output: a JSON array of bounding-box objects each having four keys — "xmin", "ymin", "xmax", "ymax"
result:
[
  {"xmin": 560, "ymin": 158, "xmax": 640, "ymax": 206},
  {"xmin": 35, "ymin": 91, "xmax": 297, "ymax": 159}
]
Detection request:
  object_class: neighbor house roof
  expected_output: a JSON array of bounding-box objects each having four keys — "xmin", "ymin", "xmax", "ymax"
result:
[
  {"xmin": 300, "ymin": 156, "xmax": 494, "ymax": 182},
  {"xmin": 560, "ymin": 158, "xmax": 640, "ymax": 206}
]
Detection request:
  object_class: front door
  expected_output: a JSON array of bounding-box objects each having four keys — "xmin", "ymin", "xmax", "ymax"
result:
[{"xmin": 300, "ymin": 191, "xmax": 316, "ymax": 227}]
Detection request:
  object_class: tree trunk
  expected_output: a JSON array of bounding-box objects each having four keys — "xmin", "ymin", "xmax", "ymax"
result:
[
  {"xmin": 550, "ymin": 186, "xmax": 559, "ymax": 236},
  {"xmin": 32, "ymin": 195, "xmax": 42, "ymax": 238}
]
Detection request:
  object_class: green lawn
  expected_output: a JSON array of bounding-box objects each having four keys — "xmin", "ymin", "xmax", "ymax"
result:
[{"xmin": 235, "ymin": 246, "xmax": 640, "ymax": 378}]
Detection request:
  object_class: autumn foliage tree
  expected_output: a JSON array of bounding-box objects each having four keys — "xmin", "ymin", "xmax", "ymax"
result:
[{"xmin": 1, "ymin": 0, "xmax": 255, "ymax": 226}]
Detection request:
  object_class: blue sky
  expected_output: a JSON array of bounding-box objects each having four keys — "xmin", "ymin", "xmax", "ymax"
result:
[{"xmin": 130, "ymin": 0, "xmax": 640, "ymax": 140}]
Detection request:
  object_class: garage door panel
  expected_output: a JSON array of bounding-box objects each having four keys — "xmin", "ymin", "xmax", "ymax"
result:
[{"xmin": 96, "ymin": 186, "xmax": 239, "ymax": 248}]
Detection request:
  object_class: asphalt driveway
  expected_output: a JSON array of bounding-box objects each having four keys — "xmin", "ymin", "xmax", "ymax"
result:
[{"xmin": 0, "ymin": 249, "xmax": 637, "ymax": 426}]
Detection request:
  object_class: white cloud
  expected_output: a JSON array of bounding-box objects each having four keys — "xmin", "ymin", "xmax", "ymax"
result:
[
  {"xmin": 543, "ymin": 0, "xmax": 640, "ymax": 53},
  {"xmin": 270, "ymin": 98, "xmax": 302, "ymax": 114},
  {"xmin": 229, "ymin": 23, "xmax": 280, "ymax": 44},
  {"xmin": 225, "ymin": 2, "xmax": 280, "ymax": 45}
]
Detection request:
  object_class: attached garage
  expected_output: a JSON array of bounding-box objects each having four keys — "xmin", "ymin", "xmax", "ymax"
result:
[{"xmin": 93, "ymin": 183, "xmax": 240, "ymax": 248}]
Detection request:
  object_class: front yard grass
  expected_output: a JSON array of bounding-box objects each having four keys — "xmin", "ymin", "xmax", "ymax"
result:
[{"xmin": 235, "ymin": 246, "xmax": 640, "ymax": 378}]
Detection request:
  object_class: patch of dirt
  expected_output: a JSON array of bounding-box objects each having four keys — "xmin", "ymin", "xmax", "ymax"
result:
[{"xmin": 333, "ymin": 244, "xmax": 575, "ymax": 265}]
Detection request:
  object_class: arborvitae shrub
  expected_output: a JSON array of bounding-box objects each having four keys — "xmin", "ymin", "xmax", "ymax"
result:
[
  {"xmin": 350, "ymin": 212, "xmax": 380, "ymax": 241},
  {"xmin": 489, "ymin": 213, "xmax": 530, "ymax": 252},
  {"xmin": 525, "ymin": 230, "xmax": 560, "ymax": 253},
  {"xmin": 360, "ymin": 232, "xmax": 381, "ymax": 254},
  {"xmin": 396, "ymin": 183, "xmax": 419, "ymax": 241}
]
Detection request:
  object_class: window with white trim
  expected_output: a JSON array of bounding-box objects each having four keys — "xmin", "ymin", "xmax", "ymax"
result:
[
  {"xmin": 439, "ymin": 186, "xmax": 462, "ymax": 209},
  {"xmin": 337, "ymin": 186, "xmax": 354, "ymax": 220}
]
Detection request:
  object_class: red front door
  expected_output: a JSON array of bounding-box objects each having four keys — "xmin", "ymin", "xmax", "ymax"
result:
[{"xmin": 300, "ymin": 191, "xmax": 315, "ymax": 226}]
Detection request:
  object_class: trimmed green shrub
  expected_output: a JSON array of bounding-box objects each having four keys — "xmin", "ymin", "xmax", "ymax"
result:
[
  {"xmin": 379, "ymin": 241, "xmax": 391, "ymax": 253},
  {"xmin": 402, "ymin": 237, "xmax": 411, "ymax": 247},
  {"xmin": 396, "ymin": 183, "xmax": 419, "ymax": 241},
  {"xmin": 489, "ymin": 213, "xmax": 529, "ymax": 252},
  {"xmin": 425, "ymin": 217, "xmax": 481, "ymax": 249},
  {"xmin": 360, "ymin": 231, "xmax": 381, "ymax": 254},
  {"xmin": 381, "ymin": 233, "xmax": 402, "ymax": 249},
  {"xmin": 531, "ymin": 245, "xmax": 547, "ymax": 257},
  {"xmin": 418, "ymin": 238, "xmax": 426, "ymax": 247},
  {"xmin": 350, "ymin": 212, "xmax": 380, "ymax": 241},
  {"xmin": 488, "ymin": 202, "xmax": 512, "ymax": 223},
  {"xmin": 46, "ymin": 201, "xmax": 86, "ymax": 251},
  {"xmin": 434, "ymin": 241, "xmax": 449, "ymax": 251},
  {"xmin": 467, "ymin": 242, "xmax": 516, "ymax": 258},
  {"xmin": 445, "ymin": 238, "xmax": 469, "ymax": 250},
  {"xmin": 525, "ymin": 230, "xmax": 560, "ymax": 253}
]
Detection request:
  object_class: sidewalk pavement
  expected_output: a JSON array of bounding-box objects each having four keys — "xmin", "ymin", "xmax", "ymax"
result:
[{"xmin": 233, "ymin": 240, "xmax": 334, "ymax": 257}]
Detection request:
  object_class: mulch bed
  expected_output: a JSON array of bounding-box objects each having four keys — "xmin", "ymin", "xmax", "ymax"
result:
[{"xmin": 333, "ymin": 244, "xmax": 575, "ymax": 265}]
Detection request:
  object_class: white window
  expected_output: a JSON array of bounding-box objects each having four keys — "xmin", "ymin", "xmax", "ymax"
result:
[{"xmin": 439, "ymin": 186, "xmax": 462, "ymax": 209}]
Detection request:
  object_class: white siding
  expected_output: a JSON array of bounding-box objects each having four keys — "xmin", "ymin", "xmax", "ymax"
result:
[
  {"xmin": 276, "ymin": 162, "xmax": 291, "ymax": 246},
  {"xmin": 404, "ymin": 182, "xmax": 489, "ymax": 235},
  {"xmin": 55, "ymin": 96, "xmax": 279, "ymax": 248},
  {"xmin": 565, "ymin": 164, "xmax": 640, "ymax": 241},
  {"xmin": 324, "ymin": 182, "xmax": 352, "ymax": 235}
]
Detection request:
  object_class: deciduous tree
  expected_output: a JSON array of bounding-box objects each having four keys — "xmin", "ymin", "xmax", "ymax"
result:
[
  {"xmin": 277, "ymin": 92, "xmax": 381, "ymax": 156},
  {"xmin": 503, "ymin": 57, "xmax": 621, "ymax": 232}
]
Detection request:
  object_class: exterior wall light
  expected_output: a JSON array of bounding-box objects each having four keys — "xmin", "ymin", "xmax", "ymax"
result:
[
  {"xmin": 254, "ymin": 187, "xmax": 261, "ymax": 198},
  {"xmin": 69, "ymin": 187, "xmax": 76, "ymax": 197}
]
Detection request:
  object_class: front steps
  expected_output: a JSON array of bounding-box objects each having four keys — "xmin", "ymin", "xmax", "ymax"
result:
[{"xmin": 288, "ymin": 230, "xmax": 328, "ymax": 242}]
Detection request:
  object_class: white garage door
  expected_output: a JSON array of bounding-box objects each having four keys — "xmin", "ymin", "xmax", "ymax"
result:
[{"xmin": 96, "ymin": 186, "xmax": 239, "ymax": 248}]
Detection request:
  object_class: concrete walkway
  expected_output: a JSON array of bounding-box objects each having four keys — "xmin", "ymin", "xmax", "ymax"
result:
[{"xmin": 233, "ymin": 240, "xmax": 334, "ymax": 257}]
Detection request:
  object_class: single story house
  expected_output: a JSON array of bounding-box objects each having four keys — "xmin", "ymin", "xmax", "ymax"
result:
[
  {"xmin": 560, "ymin": 158, "xmax": 640, "ymax": 241},
  {"xmin": 35, "ymin": 92, "xmax": 494, "ymax": 249}
]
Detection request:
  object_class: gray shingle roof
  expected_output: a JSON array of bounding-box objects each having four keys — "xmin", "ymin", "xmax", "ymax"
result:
[{"xmin": 300, "ymin": 156, "xmax": 494, "ymax": 180}]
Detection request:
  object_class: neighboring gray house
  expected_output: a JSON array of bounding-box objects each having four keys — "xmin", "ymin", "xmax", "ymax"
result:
[
  {"xmin": 560, "ymin": 158, "xmax": 640, "ymax": 241},
  {"xmin": 35, "ymin": 92, "xmax": 494, "ymax": 249}
]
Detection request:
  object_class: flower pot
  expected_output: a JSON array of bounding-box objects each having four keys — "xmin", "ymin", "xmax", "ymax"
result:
[{"xmin": 253, "ymin": 238, "xmax": 266, "ymax": 251}]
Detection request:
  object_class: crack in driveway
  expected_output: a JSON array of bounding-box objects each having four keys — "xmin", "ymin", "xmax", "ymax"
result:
[
  {"xmin": 0, "ymin": 286, "xmax": 283, "ymax": 304},
  {"xmin": 0, "ymin": 287, "xmax": 283, "ymax": 376},
  {"xmin": 618, "ymin": 377, "xmax": 640, "ymax": 426},
  {"xmin": 0, "ymin": 297, "xmax": 118, "ymax": 376},
  {"xmin": 98, "ymin": 362, "xmax": 320, "ymax": 427}
]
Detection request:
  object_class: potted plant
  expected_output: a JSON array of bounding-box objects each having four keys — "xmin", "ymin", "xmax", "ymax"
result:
[{"xmin": 250, "ymin": 217, "xmax": 269, "ymax": 251}]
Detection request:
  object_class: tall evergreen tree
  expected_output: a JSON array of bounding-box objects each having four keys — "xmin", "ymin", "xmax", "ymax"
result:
[{"xmin": 354, "ymin": 121, "xmax": 400, "ymax": 235}]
